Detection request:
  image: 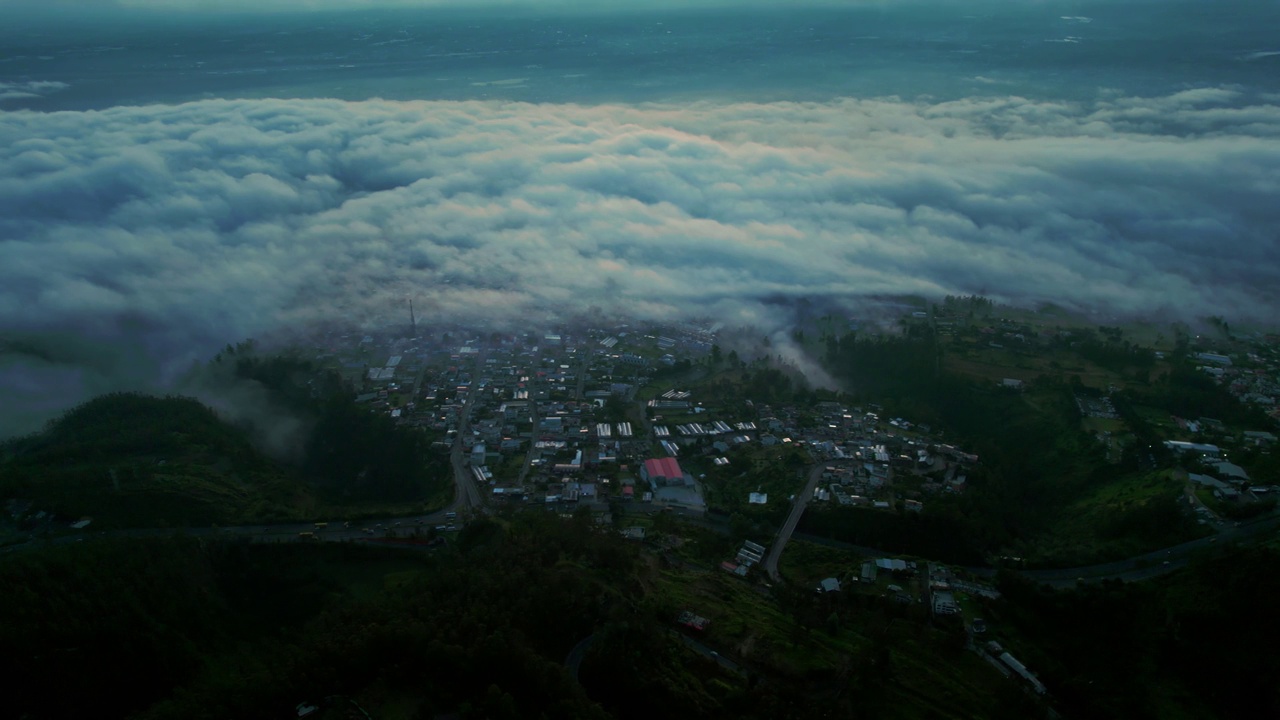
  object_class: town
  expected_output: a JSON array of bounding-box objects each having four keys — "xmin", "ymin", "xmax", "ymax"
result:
[{"xmin": 4, "ymin": 297, "xmax": 1279, "ymax": 720}]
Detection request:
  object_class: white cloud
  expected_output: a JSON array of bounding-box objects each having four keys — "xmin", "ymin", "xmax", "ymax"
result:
[
  {"xmin": 0, "ymin": 81, "xmax": 69, "ymax": 104},
  {"xmin": 1, "ymin": 91, "xmax": 1278, "ymax": 434}
]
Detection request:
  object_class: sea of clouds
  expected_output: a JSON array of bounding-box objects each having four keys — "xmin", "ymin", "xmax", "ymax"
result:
[{"xmin": 2, "ymin": 89, "xmax": 1279, "ymax": 434}]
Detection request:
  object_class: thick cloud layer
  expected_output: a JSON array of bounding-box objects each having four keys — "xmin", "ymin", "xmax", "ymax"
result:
[{"xmin": 2, "ymin": 91, "xmax": 1279, "ymax": 434}]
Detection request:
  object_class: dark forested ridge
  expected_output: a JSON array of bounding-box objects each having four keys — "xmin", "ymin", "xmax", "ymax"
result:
[
  {"xmin": 0, "ymin": 392, "xmax": 308, "ymax": 527},
  {"xmin": 814, "ymin": 331, "xmax": 1212, "ymax": 566},
  {"xmin": 993, "ymin": 547, "xmax": 1280, "ymax": 720},
  {"xmin": 2, "ymin": 512, "xmax": 1275, "ymax": 720},
  {"xmin": 0, "ymin": 512, "xmax": 1023, "ymax": 720},
  {"xmin": 0, "ymin": 516, "xmax": 630, "ymax": 720},
  {"xmin": 0, "ymin": 351, "xmax": 453, "ymax": 527},
  {"xmin": 221, "ymin": 352, "xmax": 453, "ymax": 507}
]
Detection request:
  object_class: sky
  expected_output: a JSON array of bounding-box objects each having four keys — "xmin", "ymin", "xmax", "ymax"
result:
[
  {"xmin": 3, "ymin": 0, "xmax": 811, "ymax": 14},
  {"xmin": 2, "ymin": 0, "xmax": 1279, "ymax": 436}
]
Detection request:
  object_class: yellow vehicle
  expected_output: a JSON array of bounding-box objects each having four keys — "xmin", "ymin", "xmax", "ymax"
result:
[{"xmin": 314, "ymin": 522, "xmax": 328, "ymax": 530}]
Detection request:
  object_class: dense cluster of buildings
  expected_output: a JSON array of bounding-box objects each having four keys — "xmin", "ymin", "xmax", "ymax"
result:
[
  {"xmin": 304, "ymin": 312, "xmax": 989, "ymax": 521},
  {"xmin": 1192, "ymin": 338, "xmax": 1280, "ymax": 422},
  {"xmin": 307, "ymin": 321, "xmax": 736, "ymax": 512}
]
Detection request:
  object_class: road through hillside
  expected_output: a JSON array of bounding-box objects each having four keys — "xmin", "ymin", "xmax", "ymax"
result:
[{"xmin": 761, "ymin": 463, "xmax": 824, "ymax": 582}]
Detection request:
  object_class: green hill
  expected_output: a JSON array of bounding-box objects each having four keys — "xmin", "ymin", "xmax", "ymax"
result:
[{"xmin": 0, "ymin": 392, "xmax": 315, "ymax": 528}]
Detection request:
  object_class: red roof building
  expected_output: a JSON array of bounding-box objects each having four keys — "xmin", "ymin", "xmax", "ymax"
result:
[{"xmin": 642, "ymin": 457, "xmax": 685, "ymax": 485}]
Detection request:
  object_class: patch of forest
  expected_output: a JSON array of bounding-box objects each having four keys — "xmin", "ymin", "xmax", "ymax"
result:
[
  {"xmin": 813, "ymin": 330, "xmax": 1224, "ymax": 566},
  {"xmin": 0, "ymin": 511, "xmax": 1039, "ymax": 720},
  {"xmin": 0, "ymin": 350, "xmax": 454, "ymax": 528},
  {"xmin": 992, "ymin": 547, "xmax": 1280, "ymax": 720},
  {"xmin": 0, "ymin": 392, "xmax": 308, "ymax": 527},
  {"xmin": 5, "ymin": 507, "xmax": 1273, "ymax": 720}
]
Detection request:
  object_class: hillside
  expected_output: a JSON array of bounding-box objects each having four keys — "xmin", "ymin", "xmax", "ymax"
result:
[
  {"xmin": 5, "ymin": 509, "xmax": 1274, "ymax": 720},
  {"xmin": 0, "ymin": 392, "xmax": 315, "ymax": 528},
  {"xmin": 0, "ymin": 513, "xmax": 1041, "ymax": 720}
]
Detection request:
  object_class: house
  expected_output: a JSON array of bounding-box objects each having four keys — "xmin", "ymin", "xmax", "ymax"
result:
[
  {"xmin": 499, "ymin": 401, "xmax": 529, "ymax": 420},
  {"xmin": 1164, "ymin": 440, "xmax": 1221, "ymax": 458},
  {"xmin": 1213, "ymin": 461, "xmax": 1250, "ymax": 482},
  {"xmin": 1195, "ymin": 352, "xmax": 1232, "ymax": 366},
  {"xmin": 819, "ymin": 577, "xmax": 841, "ymax": 593},
  {"xmin": 734, "ymin": 540, "xmax": 766, "ymax": 568},
  {"xmin": 677, "ymin": 611, "xmax": 710, "ymax": 631},
  {"xmin": 1244, "ymin": 431, "xmax": 1277, "ymax": 446},
  {"xmin": 1189, "ymin": 473, "xmax": 1234, "ymax": 493},
  {"xmin": 932, "ymin": 591, "xmax": 959, "ymax": 616},
  {"xmin": 860, "ymin": 562, "xmax": 878, "ymax": 584}
]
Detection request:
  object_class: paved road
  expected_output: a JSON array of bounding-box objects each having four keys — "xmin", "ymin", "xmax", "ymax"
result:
[
  {"xmin": 1019, "ymin": 510, "xmax": 1280, "ymax": 587},
  {"xmin": 792, "ymin": 508, "xmax": 1280, "ymax": 588},
  {"xmin": 0, "ymin": 511, "xmax": 463, "ymax": 555},
  {"xmin": 574, "ymin": 351, "xmax": 588, "ymax": 402},
  {"xmin": 761, "ymin": 462, "xmax": 823, "ymax": 582},
  {"xmin": 672, "ymin": 630, "xmax": 746, "ymax": 675},
  {"xmin": 564, "ymin": 634, "xmax": 596, "ymax": 681},
  {"xmin": 450, "ymin": 398, "xmax": 484, "ymax": 512},
  {"xmin": 517, "ymin": 398, "xmax": 540, "ymax": 486}
]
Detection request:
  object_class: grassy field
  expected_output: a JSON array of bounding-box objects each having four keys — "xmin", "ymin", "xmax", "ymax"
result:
[
  {"xmin": 1030, "ymin": 471, "xmax": 1208, "ymax": 565},
  {"xmin": 1134, "ymin": 404, "xmax": 1177, "ymax": 431},
  {"xmin": 651, "ymin": 565, "xmax": 865, "ymax": 676},
  {"xmin": 778, "ymin": 539, "xmax": 864, "ymax": 587},
  {"xmin": 944, "ymin": 347, "xmax": 1130, "ymax": 392},
  {"xmin": 648, "ymin": 562, "xmax": 1023, "ymax": 719},
  {"xmin": 698, "ymin": 445, "xmax": 809, "ymax": 520},
  {"xmin": 1082, "ymin": 417, "xmax": 1127, "ymax": 434}
]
